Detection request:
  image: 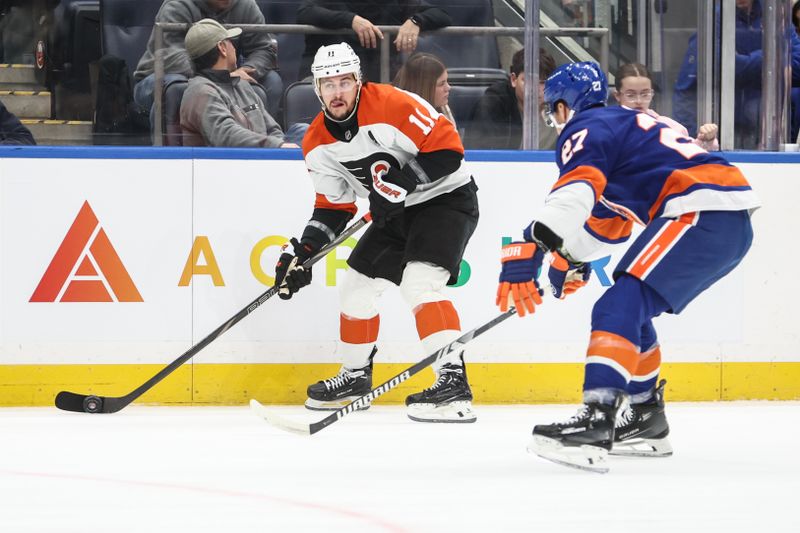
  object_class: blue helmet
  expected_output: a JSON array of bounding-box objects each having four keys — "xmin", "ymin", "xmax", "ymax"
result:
[{"xmin": 543, "ymin": 61, "xmax": 607, "ymax": 115}]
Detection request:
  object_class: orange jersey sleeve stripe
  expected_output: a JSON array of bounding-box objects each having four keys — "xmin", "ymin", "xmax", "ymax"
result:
[
  {"xmin": 413, "ymin": 300, "xmax": 461, "ymax": 340},
  {"xmin": 586, "ymin": 330, "xmax": 640, "ymax": 375},
  {"xmin": 649, "ymin": 164, "xmax": 751, "ymax": 221},
  {"xmin": 418, "ymin": 116, "xmax": 465, "ymax": 155},
  {"xmin": 340, "ymin": 313, "xmax": 380, "ymax": 344},
  {"xmin": 551, "ymin": 165, "xmax": 607, "ymax": 201},
  {"xmin": 314, "ymin": 193, "xmax": 357, "ymax": 215},
  {"xmin": 585, "ymin": 214, "xmax": 634, "ymax": 242}
]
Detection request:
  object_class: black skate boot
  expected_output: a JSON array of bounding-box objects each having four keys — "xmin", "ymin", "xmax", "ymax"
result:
[
  {"xmin": 528, "ymin": 395, "xmax": 624, "ymax": 473},
  {"xmin": 612, "ymin": 379, "xmax": 673, "ymax": 457},
  {"xmin": 305, "ymin": 347, "xmax": 376, "ymax": 411},
  {"xmin": 405, "ymin": 363, "xmax": 476, "ymax": 423}
]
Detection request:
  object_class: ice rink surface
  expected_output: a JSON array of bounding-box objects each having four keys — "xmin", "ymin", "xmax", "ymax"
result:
[{"xmin": 1, "ymin": 402, "xmax": 798, "ymax": 533}]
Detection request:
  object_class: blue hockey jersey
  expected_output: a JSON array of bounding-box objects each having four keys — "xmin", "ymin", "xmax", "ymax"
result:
[{"xmin": 535, "ymin": 106, "xmax": 760, "ymax": 261}]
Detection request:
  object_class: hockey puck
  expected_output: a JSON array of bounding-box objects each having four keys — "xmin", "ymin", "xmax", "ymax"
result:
[{"xmin": 83, "ymin": 395, "xmax": 103, "ymax": 413}]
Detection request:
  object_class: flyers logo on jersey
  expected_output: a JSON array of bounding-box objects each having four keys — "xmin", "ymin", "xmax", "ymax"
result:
[
  {"xmin": 341, "ymin": 152, "xmax": 402, "ymax": 191},
  {"xmin": 30, "ymin": 201, "xmax": 143, "ymax": 303}
]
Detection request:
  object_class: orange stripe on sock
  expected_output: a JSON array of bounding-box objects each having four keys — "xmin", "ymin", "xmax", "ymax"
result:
[
  {"xmin": 340, "ymin": 313, "xmax": 380, "ymax": 344},
  {"xmin": 587, "ymin": 331, "xmax": 640, "ymax": 375},
  {"xmin": 413, "ymin": 301, "xmax": 461, "ymax": 340},
  {"xmin": 634, "ymin": 345, "xmax": 662, "ymax": 378}
]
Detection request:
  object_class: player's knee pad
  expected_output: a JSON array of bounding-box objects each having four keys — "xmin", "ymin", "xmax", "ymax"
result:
[
  {"xmin": 339, "ymin": 268, "xmax": 392, "ymax": 318},
  {"xmin": 399, "ymin": 261, "xmax": 450, "ymax": 309}
]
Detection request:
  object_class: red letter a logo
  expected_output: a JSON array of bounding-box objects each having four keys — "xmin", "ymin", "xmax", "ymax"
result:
[{"xmin": 30, "ymin": 201, "xmax": 143, "ymax": 302}]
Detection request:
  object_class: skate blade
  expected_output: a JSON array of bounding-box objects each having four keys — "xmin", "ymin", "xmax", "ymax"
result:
[
  {"xmin": 527, "ymin": 435, "xmax": 610, "ymax": 474},
  {"xmin": 406, "ymin": 401, "xmax": 477, "ymax": 423},
  {"xmin": 610, "ymin": 437, "xmax": 673, "ymax": 457},
  {"xmin": 304, "ymin": 397, "xmax": 371, "ymax": 411}
]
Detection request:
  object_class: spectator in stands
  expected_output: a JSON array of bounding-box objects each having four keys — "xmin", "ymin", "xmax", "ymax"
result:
[
  {"xmin": 393, "ymin": 52, "xmax": 455, "ymax": 125},
  {"xmin": 615, "ymin": 62, "xmax": 718, "ymax": 151},
  {"xmin": 133, "ymin": 0, "xmax": 282, "ymax": 129},
  {"xmin": 673, "ymin": 0, "xmax": 800, "ymax": 148},
  {"xmin": 180, "ymin": 19, "xmax": 300, "ymax": 148},
  {"xmin": 0, "ymin": 99, "xmax": 35, "ymax": 145},
  {"xmin": 296, "ymin": 0, "xmax": 451, "ymax": 82},
  {"xmin": 465, "ymin": 48, "xmax": 557, "ymax": 150},
  {"xmin": 0, "ymin": 2, "xmax": 34, "ymax": 64}
]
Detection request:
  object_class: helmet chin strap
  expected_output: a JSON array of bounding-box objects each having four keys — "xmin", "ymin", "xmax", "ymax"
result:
[
  {"xmin": 554, "ymin": 109, "xmax": 575, "ymax": 134},
  {"xmin": 319, "ymin": 82, "xmax": 363, "ymax": 123}
]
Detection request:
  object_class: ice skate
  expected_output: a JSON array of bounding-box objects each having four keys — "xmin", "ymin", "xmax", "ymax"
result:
[
  {"xmin": 527, "ymin": 396, "xmax": 623, "ymax": 474},
  {"xmin": 405, "ymin": 363, "xmax": 476, "ymax": 423},
  {"xmin": 305, "ymin": 350, "xmax": 374, "ymax": 411},
  {"xmin": 611, "ymin": 379, "xmax": 673, "ymax": 457}
]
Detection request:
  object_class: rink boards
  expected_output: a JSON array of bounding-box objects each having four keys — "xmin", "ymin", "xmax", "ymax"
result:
[{"xmin": 0, "ymin": 147, "xmax": 797, "ymax": 405}]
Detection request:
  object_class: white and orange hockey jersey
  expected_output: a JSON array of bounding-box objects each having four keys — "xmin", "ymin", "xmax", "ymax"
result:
[{"xmin": 302, "ymin": 82, "xmax": 473, "ymax": 214}]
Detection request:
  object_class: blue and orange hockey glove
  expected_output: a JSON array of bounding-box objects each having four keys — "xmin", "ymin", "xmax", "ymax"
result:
[
  {"xmin": 497, "ymin": 242, "xmax": 544, "ymax": 317},
  {"xmin": 548, "ymin": 251, "xmax": 591, "ymax": 299}
]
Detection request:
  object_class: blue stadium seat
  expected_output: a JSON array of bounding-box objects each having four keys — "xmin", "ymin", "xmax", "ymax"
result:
[
  {"xmin": 50, "ymin": 0, "xmax": 101, "ymax": 91},
  {"xmin": 100, "ymin": 0, "xmax": 163, "ymax": 77},
  {"xmin": 283, "ymin": 80, "xmax": 319, "ymax": 128},
  {"xmin": 447, "ymin": 68, "xmax": 508, "ymax": 141},
  {"xmin": 255, "ymin": 0, "xmax": 307, "ymax": 88},
  {"xmin": 163, "ymin": 78, "xmax": 188, "ymax": 146}
]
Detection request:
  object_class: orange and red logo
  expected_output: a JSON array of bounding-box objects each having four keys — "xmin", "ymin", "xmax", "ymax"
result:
[{"xmin": 30, "ymin": 201, "xmax": 142, "ymax": 302}]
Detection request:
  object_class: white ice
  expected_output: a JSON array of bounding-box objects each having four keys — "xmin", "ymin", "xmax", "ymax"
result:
[{"xmin": 1, "ymin": 402, "xmax": 798, "ymax": 532}]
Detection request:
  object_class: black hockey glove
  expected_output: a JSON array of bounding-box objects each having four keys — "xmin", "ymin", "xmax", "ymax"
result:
[
  {"xmin": 368, "ymin": 167, "xmax": 417, "ymax": 227},
  {"xmin": 274, "ymin": 238, "xmax": 316, "ymax": 300}
]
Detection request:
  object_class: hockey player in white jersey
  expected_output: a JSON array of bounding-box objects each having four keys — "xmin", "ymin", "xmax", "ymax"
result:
[{"xmin": 274, "ymin": 43, "xmax": 480, "ymax": 423}]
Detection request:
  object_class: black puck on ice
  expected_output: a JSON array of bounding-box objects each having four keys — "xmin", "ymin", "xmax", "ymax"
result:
[{"xmin": 83, "ymin": 395, "xmax": 103, "ymax": 413}]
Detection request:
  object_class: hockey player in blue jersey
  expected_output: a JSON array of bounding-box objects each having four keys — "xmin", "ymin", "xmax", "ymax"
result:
[{"xmin": 496, "ymin": 62, "xmax": 760, "ymax": 473}]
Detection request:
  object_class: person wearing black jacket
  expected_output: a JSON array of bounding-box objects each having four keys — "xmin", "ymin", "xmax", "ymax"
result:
[
  {"xmin": 0, "ymin": 100, "xmax": 35, "ymax": 145},
  {"xmin": 465, "ymin": 48, "xmax": 557, "ymax": 150},
  {"xmin": 296, "ymin": 0, "xmax": 451, "ymax": 82}
]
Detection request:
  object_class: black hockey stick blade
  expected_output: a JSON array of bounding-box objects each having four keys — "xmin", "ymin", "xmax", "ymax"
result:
[
  {"xmin": 251, "ymin": 308, "xmax": 518, "ymax": 435},
  {"xmin": 54, "ymin": 213, "xmax": 372, "ymax": 414}
]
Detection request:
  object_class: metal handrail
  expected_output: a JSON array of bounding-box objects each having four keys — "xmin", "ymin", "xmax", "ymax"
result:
[{"xmin": 152, "ymin": 22, "xmax": 609, "ymax": 145}]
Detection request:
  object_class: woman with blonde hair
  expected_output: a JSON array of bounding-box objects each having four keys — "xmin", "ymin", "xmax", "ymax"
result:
[{"xmin": 394, "ymin": 52, "xmax": 456, "ymax": 125}]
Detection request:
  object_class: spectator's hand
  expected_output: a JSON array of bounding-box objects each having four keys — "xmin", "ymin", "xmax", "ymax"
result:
[
  {"xmin": 231, "ymin": 66, "xmax": 257, "ymax": 83},
  {"xmin": 280, "ymin": 142, "xmax": 300, "ymax": 148},
  {"xmin": 395, "ymin": 19, "xmax": 420, "ymax": 53},
  {"xmin": 351, "ymin": 15, "xmax": 383, "ymax": 48},
  {"xmin": 697, "ymin": 123, "xmax": 718, "ymax": 142}
]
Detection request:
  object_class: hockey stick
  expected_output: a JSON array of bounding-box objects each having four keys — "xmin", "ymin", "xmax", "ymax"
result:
[
  {"xmin": 250, "ymin": 307, "xmax": 518, "ymax": 436},
  {"xmin": 55, "ymin": 213, "xmax": 372, "ymax": 414}
]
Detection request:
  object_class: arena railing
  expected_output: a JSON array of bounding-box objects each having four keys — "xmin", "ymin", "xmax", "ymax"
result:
[{"xmin": 151, "ymin": 22, "xmax": 609, "ymax": 146}]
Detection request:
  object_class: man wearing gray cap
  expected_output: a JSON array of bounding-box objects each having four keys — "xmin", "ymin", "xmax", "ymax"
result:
[
  {"xmin": 133, "ymin": 0, "xmax": 281, "ymax": 128},
  {"xmin": 180, "ymin": 19, "xmax": 300, "ymax": 148}
]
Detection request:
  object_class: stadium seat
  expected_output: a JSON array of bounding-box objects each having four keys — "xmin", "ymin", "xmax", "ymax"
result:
[
  {"xmin": 100, "ymin": 0, "xmax": 163, "ymax": 77},
  {"xmin": 255, "ymin": 0, "xmax": 306, "ymax": 88},
  {"xmin": 282, "ymin": 80, "xmax": 319, "ymax": 129},
  {"xmin": 49, "ymin": 0, "xmax": 101, "ymax": 91},
  {"xmin": 416, "ymin": 0, "xmax": 500, "ymax": 70},
  {"xmin": 163, "ymin": 78, "xmax": 188, "ymax": 146},
  {"xmin": 448, "ymin": 85, "xmax": 490, "ymax": 139}
]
